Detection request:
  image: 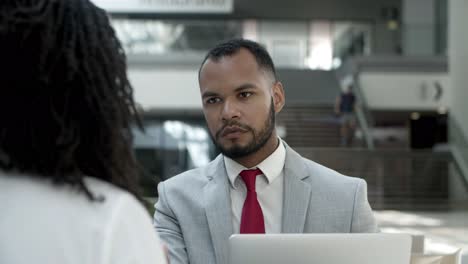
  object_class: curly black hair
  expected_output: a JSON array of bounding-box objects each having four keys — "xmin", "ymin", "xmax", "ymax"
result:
[{"xmin": 0, "ymin": 0, "xmax": 142, "ymax": 201}]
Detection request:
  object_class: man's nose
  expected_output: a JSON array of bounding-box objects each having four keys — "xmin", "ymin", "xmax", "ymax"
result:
[{"xmin": 221, "ymin": 99, "xmax": 241, "ymax": 120}]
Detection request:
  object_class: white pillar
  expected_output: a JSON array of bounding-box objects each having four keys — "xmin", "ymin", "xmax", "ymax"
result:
[
  {"xmin": 449, "ymin": 0, "xmax": 468, "ymax": 134},
  {"xmin": 402, "ymin": 0, "xmax": 436, "ymax": 55},
  {"xmin": 448, "ymin": 0, "xmax": 468, "ymax": 203}
]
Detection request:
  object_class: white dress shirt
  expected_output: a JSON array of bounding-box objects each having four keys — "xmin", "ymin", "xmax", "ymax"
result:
[
  {"xmin": 0, "ymin": 172, "xmax": 166, "ymax": 264},
  {"xmin": 224, "ymin": 139, "xmax": 286, "ymax": 234}
]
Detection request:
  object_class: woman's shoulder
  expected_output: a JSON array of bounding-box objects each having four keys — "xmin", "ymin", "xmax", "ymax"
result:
[
  {"xmin": 0, "ymin": 172, "xmax": 141, "ymax": 219},
  {"xmin": 82, "ymin": 177, "xmax": 145, "ymax": 219},
  {"xmin": 84, "ymin": 176, "xmax": 133, "ymax": 201}
]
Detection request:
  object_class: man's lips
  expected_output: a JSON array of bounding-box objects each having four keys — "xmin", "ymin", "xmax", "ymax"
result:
[{"xmin": 221, "ymin": 126, "xmax": 248, "ymax": 137}]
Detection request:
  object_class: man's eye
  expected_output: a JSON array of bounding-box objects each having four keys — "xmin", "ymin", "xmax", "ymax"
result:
[
  {"xmin": 206, "ymin": 97, "xmax": 221, "ymax": 104},
  {"xmin": 239, "ymin": 92, "xmax": 252, "ymax": 98}
]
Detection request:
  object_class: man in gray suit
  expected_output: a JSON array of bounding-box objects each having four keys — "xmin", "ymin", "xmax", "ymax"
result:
[{"xmin": 154, "ymin": 39, "xmax": 378, "ymax": 264}]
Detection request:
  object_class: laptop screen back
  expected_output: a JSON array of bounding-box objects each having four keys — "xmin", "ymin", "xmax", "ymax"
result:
[{"xmin": 229, "ymin": 233, "xmax": 412, "ymax": 264}]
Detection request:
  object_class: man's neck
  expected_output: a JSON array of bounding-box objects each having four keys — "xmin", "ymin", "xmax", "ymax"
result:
[{"xmin": 234, "ymin": 135, "xmax": 279, "ymax": 168}]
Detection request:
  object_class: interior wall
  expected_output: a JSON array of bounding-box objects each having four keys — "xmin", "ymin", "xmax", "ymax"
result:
[
  {"xmin": 128, "ymin": 67, "xmax": 340, "ymax": 110},
  {"xmin": 402, "ymin": 0, "xmax": 436, "ymax": 55},
  {"xmin": 446, "ymin": 0, "xmax": 468, "ymax": 201},
  {"xmin": 359, "ymin": 72, "xmax": 450, "ymax": 110},
  {"xmin": 129, "ymin": 67, "xmax": 202, "ymax": 110},
  {"xmin": 449, "ymin": 0, "xmax": 468, "ymax": 135}
]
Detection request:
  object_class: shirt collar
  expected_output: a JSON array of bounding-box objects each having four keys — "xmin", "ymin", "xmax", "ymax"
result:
[{"xmin": 224, "ymin": 138, "xmax": 286, "ymax": 188}]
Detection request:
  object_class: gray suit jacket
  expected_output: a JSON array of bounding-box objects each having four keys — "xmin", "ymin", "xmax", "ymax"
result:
[{"xmin": 154, "ymin": 143, "xmax": 378, "ymax": 264}]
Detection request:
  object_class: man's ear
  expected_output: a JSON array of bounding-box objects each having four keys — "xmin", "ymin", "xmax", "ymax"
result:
[{"xmin": 272, "ymin": 81, "xmax": 285, "ymax": 113}]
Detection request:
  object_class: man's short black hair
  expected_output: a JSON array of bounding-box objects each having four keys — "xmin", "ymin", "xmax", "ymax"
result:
[{"xmin": 199, "ymin": 38, "xmax": 277, "ymax": 82}]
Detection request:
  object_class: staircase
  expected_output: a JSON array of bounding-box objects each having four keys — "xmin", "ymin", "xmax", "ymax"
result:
[
  {"xmin": 277, "ymin": 104, "xmax": 342, "ymax": 148},
  {"xmin": 296, "ymin": 148, "xmax": 453, "ymax": 210}
]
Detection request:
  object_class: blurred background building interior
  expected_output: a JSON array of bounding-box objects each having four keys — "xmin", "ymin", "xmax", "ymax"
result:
[{"xmin": 93, "ymin": 0, "xmax": 467, "ymax": 261}]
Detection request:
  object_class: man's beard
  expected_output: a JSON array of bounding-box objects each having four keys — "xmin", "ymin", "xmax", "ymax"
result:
[{"xmin": 210, "ymin": 99, "xmax": 276, "ymax": 159}]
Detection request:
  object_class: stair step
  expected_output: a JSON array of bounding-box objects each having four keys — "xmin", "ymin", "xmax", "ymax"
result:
[{"xmin": 278, "ymin": 105, "xmax": 342, "ymax": 147}]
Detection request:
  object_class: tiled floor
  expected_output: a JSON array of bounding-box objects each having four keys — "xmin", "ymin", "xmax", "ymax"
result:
[{"xmin": 375, "ymin": 210, "xmax": 468, "ymax": 263}]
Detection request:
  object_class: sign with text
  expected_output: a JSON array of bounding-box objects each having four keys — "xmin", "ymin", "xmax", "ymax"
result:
[{"xmin": 92, "ymin": 0, "xmax": 233, "ymax": 13}]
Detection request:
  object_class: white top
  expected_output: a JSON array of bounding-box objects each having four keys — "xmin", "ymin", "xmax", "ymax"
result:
[
  {"xmin": 0, "ymin": 172, "xmax": 167, "ymax": 264},
  {"xmin": 224, "ymin": 139, "xmax": 286, "ymax": 234}
]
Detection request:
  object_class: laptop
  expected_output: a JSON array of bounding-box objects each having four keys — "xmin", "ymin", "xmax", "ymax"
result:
[{"xmin": 229, "ymin": 233, "xmax": 412, "ymax": 264}]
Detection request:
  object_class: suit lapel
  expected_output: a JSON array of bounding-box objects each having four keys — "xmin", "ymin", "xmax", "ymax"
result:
[
  {"xmin": 282, "ymin": 143, "xmax": 312, "ymax": 233},
  {"xmin": 204, "ymin": 155, "xmax": 232, "ymax": 264}
]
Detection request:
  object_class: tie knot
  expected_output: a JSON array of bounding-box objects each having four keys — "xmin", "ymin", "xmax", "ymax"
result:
[{"xmin": 239, "ymin": 168, "xmax": 263, "ymax": 191}]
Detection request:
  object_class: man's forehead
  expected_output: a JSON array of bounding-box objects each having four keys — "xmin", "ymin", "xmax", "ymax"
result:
[
  {"xmin": 199, "ymin": 50, "xmax": 274, "ymax": 84},
  {"xmin": 202, "ymin": 49, "xmax": 257, "ymax": 71}
]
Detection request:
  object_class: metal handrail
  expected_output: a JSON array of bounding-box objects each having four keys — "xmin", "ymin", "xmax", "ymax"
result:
[
  {"xmin": 295, "ymin": 147, "xmax": 465, "ymax": 209},
  {"xmin": 449, "ymin": 118, "xmax": 468, "ymax": 190},
  {"xmin": 450, "ymin": 145, "xmax": 468, "ymax": 191},
  {"xmin": 336, "ymin": 58, "xmax": 375, "ymax": 150},
  {"xmin": 352, "ymin": 73, "xmax": 375, "ymax": 149}
]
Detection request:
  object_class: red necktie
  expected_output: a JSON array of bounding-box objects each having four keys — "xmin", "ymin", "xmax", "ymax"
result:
[{"xmin": 239, "ymin": 168, "xmax": 265, "ymax": 234}]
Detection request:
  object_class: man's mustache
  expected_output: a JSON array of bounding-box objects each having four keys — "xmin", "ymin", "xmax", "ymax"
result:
[{"xmin": 215, "ymin": 121, "xmax": 253, "ymax": 139}]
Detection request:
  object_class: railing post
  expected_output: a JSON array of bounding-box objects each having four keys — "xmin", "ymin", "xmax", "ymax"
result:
[{"xmin": 353, "ymin": 71, "xmax": 375, "ymax": 150}]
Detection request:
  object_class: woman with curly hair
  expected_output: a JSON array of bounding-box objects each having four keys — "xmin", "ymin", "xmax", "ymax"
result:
[{"xmin": 0, "ymin": 0, "xmax": 166, "ymax": 263}]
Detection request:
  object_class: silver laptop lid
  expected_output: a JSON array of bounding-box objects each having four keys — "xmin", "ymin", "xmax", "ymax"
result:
[{"xmin": 229, "ymin": 233, "xmax": 412, "ymax": 264}]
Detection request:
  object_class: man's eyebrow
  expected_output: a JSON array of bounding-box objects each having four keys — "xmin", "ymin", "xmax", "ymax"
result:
[
  {"xmin": 234, "ymin": 83, "xmax": 257, "ymax": 92},
  {"xmin": 202, "ymin": 91, "xmax": 219, "ymax": 99},
  {"xmin": 202, "ymin": 83, "xmax": 257, "ymax": 98}
]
